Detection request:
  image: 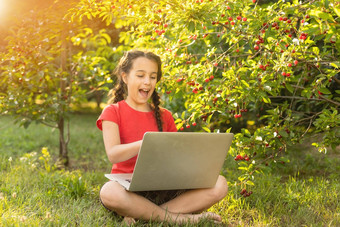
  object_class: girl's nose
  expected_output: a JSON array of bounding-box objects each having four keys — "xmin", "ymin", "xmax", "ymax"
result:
[{"xmin": 144, "ymin": 77, "xmax": 151, "ymax": 84}]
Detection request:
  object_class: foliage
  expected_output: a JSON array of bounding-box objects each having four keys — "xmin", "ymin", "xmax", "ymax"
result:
[
  {"xmin": 0, "ymin": 0, "xmax": 117, "ymax": 164},
  {"xmin": 68, "ymin": 0, "xmax": 340, "ymax": 188}
]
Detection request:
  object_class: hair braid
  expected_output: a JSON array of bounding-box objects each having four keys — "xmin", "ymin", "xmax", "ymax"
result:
[
  {"xmin": 152, "ymin": 91, "xmax": 163, "ymax": 132},
  {"xmin": 108, "ymin": 80, "xmax": 126, "ymax": 104}
]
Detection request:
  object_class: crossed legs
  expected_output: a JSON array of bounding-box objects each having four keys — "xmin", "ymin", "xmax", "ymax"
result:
[{"xmin": 99, "ymin": 175, "xmax": 228, "ymax": 224}]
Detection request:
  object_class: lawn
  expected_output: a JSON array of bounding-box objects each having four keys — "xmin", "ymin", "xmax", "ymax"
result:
[{"xmin": 0, "ymin": 114, "xmax": 339, "ymax": 226}]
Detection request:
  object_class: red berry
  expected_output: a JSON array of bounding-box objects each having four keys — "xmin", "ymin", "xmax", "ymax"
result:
[
  {"xmin": 242, "ymin": 17, "xmax": 247, "ymax": 22},
  {"xmin": 254, "ymin": 45, "xmax": 259, "ymax": 50},
  {"xmin": 214, "ymin": 62, "xmax": 218, "ymax": 67},
  {"xmin": 241, "ymin": 189, "xmax": 247, "ymax": 195},
  {"xmin": 252, "ymin": 0, "xmax": 256, "ymax": 3},
  {"xmin": 186, "ymin": 124, "xmax": 190, "ymax": 129},
  {"xmin": 205, "ymin": 78, "xmax": 210, "ymax": 83},
  {"xmin": 294, "ymin": 60, "xmax": 298, "ymax": 65},
  {"xmin": 192, "ymin": 122, "xmax": 197, "ymax": 126},
  {"xmin": 228, "ymin": 17, "xmax": 233, "ymax": 21},
  {"xmin": 282, "ymin": 72, "xmax": 286, "ymax": 76},
  {"xmin": 237, "ymin": 16, "xmax": 242, "ymax": 20},
  {"xmin": 231, "ymin": 21, "xmax": 235, "ymax": 25},
  {"xmin": 288, "ymin": 63, "xmax": 292, "ymax": 67},
  {"xmin": 209, "ymin": 75, "xmax": 214, "ymax": 80}
]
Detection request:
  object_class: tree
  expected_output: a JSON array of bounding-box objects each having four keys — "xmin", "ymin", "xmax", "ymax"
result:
[
  {"xmin": 69, "ymin": 0, "xmax": 339, "ymax": 188},
  {"xmin": 0, "ymin": 0, "xmax": 116, "ymax": 166}
]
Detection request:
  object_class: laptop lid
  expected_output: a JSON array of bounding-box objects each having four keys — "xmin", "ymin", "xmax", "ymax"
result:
[{"xmin": 128, "ymin": 132, "xmax": 233, "ymax": 191}]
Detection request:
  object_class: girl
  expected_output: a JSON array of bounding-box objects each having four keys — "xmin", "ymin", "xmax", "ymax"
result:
[{"xmin": 96, "ymin": 50, "xmax": 228, "ymax": 225}]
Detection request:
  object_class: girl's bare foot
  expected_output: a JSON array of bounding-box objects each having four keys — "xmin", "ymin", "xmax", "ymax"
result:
[
  {"xmin": 122, "ymin": 216, "xmax": 136, "ymax": 226},
  {"xmin": 200, "ymin": 212, "xmax": 222, "ymax": 223},
  {"xmin": 174, "ymin": 212, "xmax": 222, "ymax": 225}
]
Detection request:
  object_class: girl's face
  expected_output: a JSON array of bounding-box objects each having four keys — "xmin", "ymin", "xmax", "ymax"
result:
[{"xmin": 122, "ymin": 57, "xmax": 158, "ymax": 111}]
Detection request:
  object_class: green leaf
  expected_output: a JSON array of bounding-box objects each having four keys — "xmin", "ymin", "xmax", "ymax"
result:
[
  {"xmin": 309, "ymin": 9, "xmax": 334, "ymax": 22},
  {"xmin": 330, "ymin": 62, "xmax": 340, "ymax": 68},
  {"xmin": 202, "ymin": 127, "xmax": 211, "ymax": 133},
  {"xmin": 279, "ymin": 130, "xmax": 289, "ymax": 138},
  {"xmin": 333, "ymin": 6, "xmax": 340, "ymax": 17},
  {"xmin": 241, "ymin": 80, "xmax": 250, "ymax": 88},
  {"xmin": 285, "ymin": 83, "xmax": 294, "ymax": 93},
  {"xmin": 245, "ymin": 180, "xmax": 255, "ymax": 186},
  {"xmin": 319, "ymin": 87, "xmax": 332, "ymax": 95},
  {"xmin": 262, "ymin": 96, "xmax": 271, "ymax": 104}
]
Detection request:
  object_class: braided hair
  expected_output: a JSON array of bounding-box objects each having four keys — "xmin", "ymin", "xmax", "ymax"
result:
[{"xmin": 108, "ymin": 50, "xmax": 163, "ymax": 132}]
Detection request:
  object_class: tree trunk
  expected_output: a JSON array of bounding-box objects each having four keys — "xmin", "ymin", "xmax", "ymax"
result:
[
  {"xmin": 58, "ymin": 26, "xmax": 69, "ymax": 166},
  {"xmin": 58, "ymin": 117, "xmax": 69, "ymax": 166}
]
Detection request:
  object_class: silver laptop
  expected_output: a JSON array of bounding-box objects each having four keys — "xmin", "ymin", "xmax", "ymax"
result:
[{"xmin": 105, "ymin": 132, "xmax": 233, "ymax": 191}]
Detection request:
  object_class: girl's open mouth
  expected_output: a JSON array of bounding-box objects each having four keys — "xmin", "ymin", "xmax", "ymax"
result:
[{"xmin": 139, "ymin": 89, "xmax": 150, "ymax": 98}]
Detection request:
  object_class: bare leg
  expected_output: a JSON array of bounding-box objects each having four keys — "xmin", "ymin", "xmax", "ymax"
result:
[
  {"xmin": 100, "ymin": 179, "xmax": 226, "ymax": 224},
  {"xmin": 160, "ymin": 175, "xmax": 228, "ymax": 214}
]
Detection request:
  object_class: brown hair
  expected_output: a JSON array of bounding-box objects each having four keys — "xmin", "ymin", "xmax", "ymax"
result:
[{"xmin": 108, "ymin": 50, "xmax": 163, "ymax": 131}]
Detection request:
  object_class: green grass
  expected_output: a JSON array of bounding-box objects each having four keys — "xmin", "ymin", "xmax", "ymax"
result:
[{"xmin": 0, "ymin": 114, "xmax": 339, "ymax": 226}]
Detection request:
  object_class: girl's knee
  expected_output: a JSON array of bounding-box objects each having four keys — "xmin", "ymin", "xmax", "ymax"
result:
[
  {"xmin": 213, "ymin": 175, "xmax": 228, "ymax": 201},
  {"xmin": 100, "ymin": 181, "xmax": 126, "ymax": 209}
]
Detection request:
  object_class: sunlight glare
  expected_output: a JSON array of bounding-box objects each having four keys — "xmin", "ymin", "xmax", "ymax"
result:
[{"xmin": 0, "ymin": 0, "xmax": 8, "ymax": 21}]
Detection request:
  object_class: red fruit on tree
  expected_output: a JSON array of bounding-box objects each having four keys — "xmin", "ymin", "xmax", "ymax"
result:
[
  {"xmin": 241, "ymin": 189, "xmax": 247, "ymax": 195},
  {"xmin": 254, "ymin": 45, "xmax": 259, "ymax": 50},
  {"xmin": 294, "ymin": 60, "xmax": 298, "ymax": 65}
]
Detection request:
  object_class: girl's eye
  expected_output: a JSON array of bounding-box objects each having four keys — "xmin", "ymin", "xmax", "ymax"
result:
[{"xmin": 137, "ymin": 75, "xmax": 144, "ymax": 77}]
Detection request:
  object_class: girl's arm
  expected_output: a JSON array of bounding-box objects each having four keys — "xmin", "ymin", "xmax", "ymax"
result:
[{"xmin": 102, "ymin": 120, "xmax": 142, "ymax": 164}]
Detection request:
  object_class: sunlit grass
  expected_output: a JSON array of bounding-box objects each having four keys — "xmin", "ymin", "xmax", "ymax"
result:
[{"xmin": 0, "ymin": 114, "xmax": 339, "ymax": 226}]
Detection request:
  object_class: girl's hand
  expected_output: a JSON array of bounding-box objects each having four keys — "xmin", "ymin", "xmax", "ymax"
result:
[{"xmin": 102, "ymin": 120, "xmax": 142, "ymax": 164}]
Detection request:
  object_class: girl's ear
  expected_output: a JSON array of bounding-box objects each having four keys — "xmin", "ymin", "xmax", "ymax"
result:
[{"xmin": 121, "ymin": 72, "xmax": 128, "ymax": 84}]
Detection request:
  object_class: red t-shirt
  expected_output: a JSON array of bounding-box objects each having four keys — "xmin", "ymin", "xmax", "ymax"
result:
[{"xmin": 96, "ymin": 100, "xmax": 177, "ymax": 173}]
